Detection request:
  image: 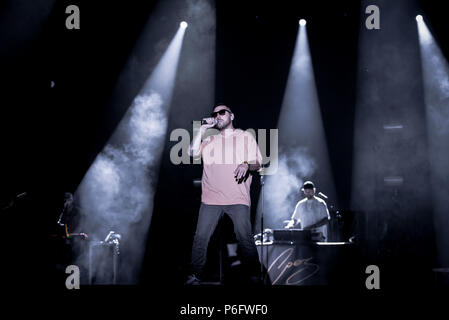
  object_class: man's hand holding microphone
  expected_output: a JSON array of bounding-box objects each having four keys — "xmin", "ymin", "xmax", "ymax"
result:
[
  {"xmin": 189, "ymin": 117, "xmax": 217, "ymax": 157},
  {"xmin": 201, "ymin": 117, "xmax": 217, "ymax": 130}
]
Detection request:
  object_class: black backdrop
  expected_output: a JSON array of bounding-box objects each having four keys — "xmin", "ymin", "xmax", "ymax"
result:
[{"xmin": 1, "ymin": 0, "xmax": 448, "ymax": 288}]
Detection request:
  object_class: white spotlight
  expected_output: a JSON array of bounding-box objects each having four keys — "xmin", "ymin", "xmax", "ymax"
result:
[
  {"xmin": 299, "ymin": 19, "xmax": 306, "ymax": 26},
  {"xmin": 416, "ymin": 15, "xmax": 423, "ymax": 22},
  {"xmin": 180, "ymin": 21, "xmax": 188, "ymax": 29}
]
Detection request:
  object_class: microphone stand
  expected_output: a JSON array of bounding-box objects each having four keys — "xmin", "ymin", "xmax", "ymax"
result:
[
  {"xmin": 316, "ymin": 191, "xmax": 335, "ymax": 241},
  {"xmin": 259, "ymin": 172, "xmax": 266, "ymax": 283}
]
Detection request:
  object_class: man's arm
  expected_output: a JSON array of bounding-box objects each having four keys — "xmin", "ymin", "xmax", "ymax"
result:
[
  {"xmin": 234, "ymin": 133, "xmax": 262, "ymax": 180},
  {"xmin": 248, "ymin": 132, "xmax": 262, "ymax": 172},
  {"xmin": 303, "ymin": 216, "xmax": 328, "ymax": 230},
  {"xmin": 304, "ymin": 201, "xmax": 331, "ymax": 230},
  {"xmin": 234, "ymin": 161, "xmax": 260, "ymax": 180},
  {"xmin": 189, "ymin": 126, "xmax": 205, "ymax": 158},
  {"xmin": 285, "ymin": 203, "xmax": 301, "ymax": 229},
  {"xmin": 285, "ymin": 218, "xmax": 300, "ymax": 229},
  {"xmin": 246, "ymin": 162, "xmax": 261, "ymax": 172},
  {"xmin": 189, "ymin": 119, "xmax": 215, "ymax": 157}
]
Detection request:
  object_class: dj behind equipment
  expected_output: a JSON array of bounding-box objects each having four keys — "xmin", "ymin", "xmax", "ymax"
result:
[{"xmin": 254, "ymin": 181, "xmax": 359, "ymax": 286}]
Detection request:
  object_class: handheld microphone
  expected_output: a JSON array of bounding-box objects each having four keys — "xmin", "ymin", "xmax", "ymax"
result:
[
  {"xmin": 192, "ymin": 118, "xmax": 218, "ymax": 125},
  {"xmin": 318, "ymin": 192, "xmax": 328, "ymax": 199},
  {"xmin": 201, "ymin": 118, "xmax": 218, "ymax": 125}
]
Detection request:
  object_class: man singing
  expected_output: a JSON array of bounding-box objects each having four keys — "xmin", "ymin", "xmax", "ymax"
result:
[
  {"xmin": 285, "ymin": 181, "xmax": 331, "ymax": 242},
  {"xmin": 185, "ymin": 104, "xmax": 262, "ymax": 285}
]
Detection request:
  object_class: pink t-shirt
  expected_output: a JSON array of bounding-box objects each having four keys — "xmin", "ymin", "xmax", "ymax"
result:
[{"xmin": 198, "ymin": 129, "xmax": 262, "ymax": 206}]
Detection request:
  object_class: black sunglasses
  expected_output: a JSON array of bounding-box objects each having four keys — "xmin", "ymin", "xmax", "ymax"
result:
[{"xmin": 211, "ymin": 109, "xmax": 231, "ymax": 117}]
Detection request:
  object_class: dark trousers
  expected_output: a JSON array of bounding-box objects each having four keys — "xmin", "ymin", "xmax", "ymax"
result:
[{"xmin": 190, "ymin": 203, "xmax": 260, "ymax": 278}]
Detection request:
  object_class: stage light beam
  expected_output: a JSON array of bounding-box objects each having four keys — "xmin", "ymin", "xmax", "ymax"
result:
[
  {"xmin": 256, "ymin": 21, "xmax": 336, "ymax": 232},
  {"xmin": 75, "ymin": 24, "xmax": 187, "ymax": 284},
  {"xmin": 417, "ymin": 15, "xmax": 449, "ymax": 267},
  {"xmin": 352, "ymin": 3, "xmax": 436, "ymax": 286}
]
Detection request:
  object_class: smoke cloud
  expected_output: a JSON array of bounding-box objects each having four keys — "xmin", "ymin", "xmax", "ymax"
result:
[
  {"xmin": 256, "ymin": 147, "xmax": 316, "ymax": 230},
  {"xmin": 76, "ymin": 92, "xmax": 167, "ymax": 284}
]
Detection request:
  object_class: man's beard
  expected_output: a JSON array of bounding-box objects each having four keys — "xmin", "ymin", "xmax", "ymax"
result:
[{"xmin": 217, "ymin": 119, "xmax": 230, "ymax": 130}]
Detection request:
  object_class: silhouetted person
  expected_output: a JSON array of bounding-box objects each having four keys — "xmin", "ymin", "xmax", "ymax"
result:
[{"xmin": 285, "ymin": 181, "xmax": 331, "ymax": 241}]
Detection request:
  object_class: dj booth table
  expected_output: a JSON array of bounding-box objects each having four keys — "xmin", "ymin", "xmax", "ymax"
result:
[{"xmin": 256, "ymin": 229, "xmax": 361, "ymax": 286}]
